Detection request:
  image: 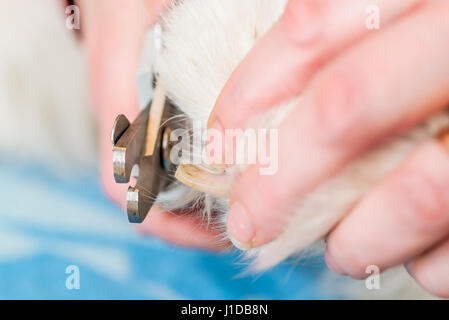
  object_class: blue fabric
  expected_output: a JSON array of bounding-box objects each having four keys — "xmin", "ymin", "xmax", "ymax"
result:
[{"xmin": 0, "ymin": 158, "xmax": 334, "ymax": 299}]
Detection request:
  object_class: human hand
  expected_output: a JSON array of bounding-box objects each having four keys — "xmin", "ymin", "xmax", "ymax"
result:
[
  {"xmin": 78, "ymin": 0, "xmax": 221, "ymax": 249},
  {"xmin": 209, "ymin": 0, "xmax": 449, "ymax": 297}
]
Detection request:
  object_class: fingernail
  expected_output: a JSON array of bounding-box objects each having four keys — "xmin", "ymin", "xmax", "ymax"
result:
[
  {"xmin": 206, "ymin": 120, "xmax": 224, "ymax": 164},
  {"xmin": 227, "ymin": 202, "xmax": 254, "ymax": 251},
  {"xmin": 324, "ymin": 248, "xmax": 347, "ymax": 276}
]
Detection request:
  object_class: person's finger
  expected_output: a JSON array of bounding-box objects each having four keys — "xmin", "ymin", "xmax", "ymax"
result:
[
  {"xmin": 135, "ymin": 206, "xmax": 228, "ymax": 251},
  {"xmin": 79, "ymin": 0, "xmax": 165, "ymax": 206},
  {"xmin": 325, "ymin": 141, "xmax": 449, "ymax": 279},
  {"xmin": 227, "ymin": 1, "xmax": 449, "ymax": 250},
  {"xmin": 209, "ymin": 0, "xmax": 423, "ymax": 131},
  {"xmin": 406, "ymin": 237, "xmax": 449, "ymax": 298},
  {"xmin": 81, "ymin": 0, "xmax": 162, "ymax": 118}
]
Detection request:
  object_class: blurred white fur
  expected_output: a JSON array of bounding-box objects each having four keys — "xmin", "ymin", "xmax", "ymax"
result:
[
  {"xmin": 155, "ymin": 0, "xmax": 447, "ymax": 298},
  {"xmin": 0, "ymin": 0, "xmax": 96, "ymax": 171}
]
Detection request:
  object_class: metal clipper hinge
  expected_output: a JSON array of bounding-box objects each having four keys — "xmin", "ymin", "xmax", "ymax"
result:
[{"xmin": 111, "ymin": 86, "xmax": 179, "ymax": 223}]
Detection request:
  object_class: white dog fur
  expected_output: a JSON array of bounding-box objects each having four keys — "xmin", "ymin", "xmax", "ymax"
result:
[
  {"xmin": 155, "ymin": 0, "xmax": 448, "ymax": 298},
  {"xmin": 0, "ymin": 0, "xmax": 97, "ymax": 172}
]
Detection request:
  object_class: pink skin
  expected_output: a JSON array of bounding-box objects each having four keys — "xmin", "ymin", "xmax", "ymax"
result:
[
  {"xmin": 78, "ymin": 0, "xmax": 223, "ymax": 250},
  {"xmin": 82, "ymin": 0, "xmax": 449, "ymax": 297},
  {"xmin": 209, "ymin": 0, "xmax": 449, "ymax": 297}
]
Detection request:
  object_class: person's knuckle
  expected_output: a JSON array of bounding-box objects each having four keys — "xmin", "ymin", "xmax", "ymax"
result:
[
  {"xmin": 314, "ymin": 70, "xmax": 363, "ymax": 144},
  {"xmin": 396, "ymin": 167, "xmax": 449, "ymax": 231}
]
